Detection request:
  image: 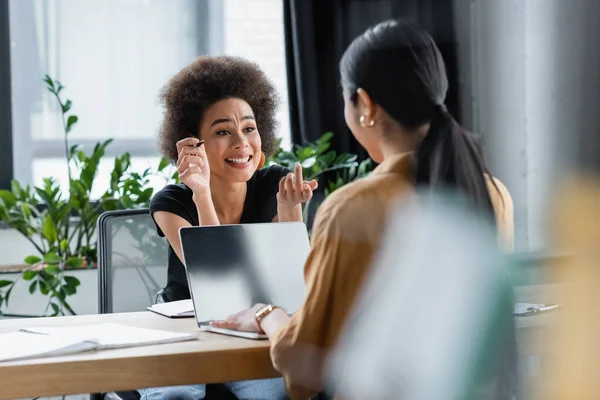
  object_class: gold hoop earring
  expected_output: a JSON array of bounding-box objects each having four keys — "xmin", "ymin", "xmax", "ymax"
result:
[{"xmin": 360, "ymin": 115, "xmax": 375, "ymax": 127}]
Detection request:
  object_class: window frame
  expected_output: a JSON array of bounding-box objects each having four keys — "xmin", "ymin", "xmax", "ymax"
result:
[
  {"xmin": 2, "ymin": 0, "xmax": 290, "ymax": 192},
  {"xmin": 0, "ymin": 0, "xmax": 13, "ymax": 191},
  {"xmin": 2, "ymin": 0, "xmax": 222, "ymax": 191}
]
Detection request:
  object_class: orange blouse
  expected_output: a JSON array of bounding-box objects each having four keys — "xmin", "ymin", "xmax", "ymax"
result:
[{"xmin": 270, "ymin": 153, "xmax": 514, "ymax": 399}]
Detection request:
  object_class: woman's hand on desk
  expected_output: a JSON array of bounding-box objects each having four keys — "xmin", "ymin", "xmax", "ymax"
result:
[
  {"xmin": 210, "ymin": 304, "xmax": 291, "ymax": 338},
  {"xmin": 276, "ymin": 163, "xmax": 318, "ymax": 222},
  {"xmin": 210, "ymin": 303, "xmax": 266, "ymax": 333}
]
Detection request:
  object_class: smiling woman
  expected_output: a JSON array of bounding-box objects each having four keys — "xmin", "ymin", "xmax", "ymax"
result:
[{"xmin": 140, "ymin": 55, "xmax": 316, "ymax": 400}]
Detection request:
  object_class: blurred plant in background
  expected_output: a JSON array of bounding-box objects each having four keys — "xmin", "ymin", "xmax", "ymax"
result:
[{"xmin": 0, "ymin": 76, "xmax": 176, "ymax": 316}]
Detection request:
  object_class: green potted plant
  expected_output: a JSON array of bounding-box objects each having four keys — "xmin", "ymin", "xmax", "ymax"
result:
[{"xmin": 0, "ymin": 76, "xmax": 175, "ymax": 316}]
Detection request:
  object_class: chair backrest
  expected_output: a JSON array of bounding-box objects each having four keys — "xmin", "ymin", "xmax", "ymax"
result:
[{"xmin": 97, "ymin": 209, "xmax": 169, "ymax": 313}]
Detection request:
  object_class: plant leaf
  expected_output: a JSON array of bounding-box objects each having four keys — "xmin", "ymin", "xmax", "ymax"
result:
[
  {"xmin": 316, "ymin": 131, "xmax": 334, "ymax": 145},
  {"xmin": 136, "ymin": 188, "xmax": 154, "ymax": 205},
  {"xmin": 22, "ymin": 270, "xmax": 39, "ymax": 281},
  {"xmin": 39, "ymin": 281, "xmax": 50, "ymax": 295},
  {"xmin": 64, "ymin": 275, "xmax": 81, "ymax": 287},
  {"xmin": 0, "ymin": 280, "xmax": 12, "ymax": 288},
  {"xmin": 43, "ymin": 214, "xmax": 58, "ymax": 244},
  {"xmin": 11, "ymin": 180, "xmax": 23, "ymax": 198},
  {"xmin": 44, "ymin": 264, "xmax": 61, "ymax": 274},
  {"xmin": 0, "ymin": 190, "xmax": 17, "ymax": 208},
  {"xmin": 65, "ymin": 257, "xmax": 83, "ymax": 269},
  {"xmin": 158, "ymin": 156, "xmax": 171, "ymax": 172},
  {"xmin": 3, "ymin": 285, "xmax": 13, "ymax": 307},
  {"xmin": 29, "ymin": 281, "xmax": 38, "ymax": 294},
  {"xmin": 51, "ymin": 302, "xmax": 60, "ymax": 315},
  {"xmin": 101, "ymin": 198, "xmax": 120, "ymax": 211},
  {"xmin": 320, "ymin": 151, "xmax": 337, "ymax": 167},
  {"xmin": 60, "ymin": 239, "xmax": 69, "ymax": 253},
  {"xmin": 298, "ymin": 147, "xmax": 315, "ymax": 161},
  {"xmin": 66, "ymin": 115, "xmax": 78, "ymax": 133},
  {"xmin": 43, "ymin": 75, "xmax": 55, "ymax": 89},
  {"xmin": 301, "ymin": 156, "xmax": 317, "ymax": 169},
  {"xmin": 44, "ymin": 252, "xmax": 62, "ymax": 265},
  {"xmin": 62, "ymin": 99, "xmax": 72, "ymax": 113},
  {"xmin": 120, "ymin": 195, "xmax": 134, "ymax": 209},
  {"xmin": 63, "ymin": 284, "xmax": 76, "ymax": 296},
  {"xmin": 334, "ymin": 153, "xmax": 358, "ymax": 165},
  {"xmin": 24, "ymin": 255, "xmax": 42, "ymax": 265}
]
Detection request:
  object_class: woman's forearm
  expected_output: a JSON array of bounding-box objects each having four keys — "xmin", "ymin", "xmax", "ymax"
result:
[
  {"xmin": 277, "ymin": 204, "xmax": 303, "ymax": 223},
  {"xmin": 193, "ymin": 192, "xmax": 220, "ymax": 226},
  {"xmin": 260, "ymin": 308, "xmax": 290, "ymax": 338}
]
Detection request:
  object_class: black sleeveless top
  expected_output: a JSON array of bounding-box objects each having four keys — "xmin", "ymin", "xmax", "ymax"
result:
[{"xmin": 149, "ymin": 165, "xmax": 290, "ymax": 302}]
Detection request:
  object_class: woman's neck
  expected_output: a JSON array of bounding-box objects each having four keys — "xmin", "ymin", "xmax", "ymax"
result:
[
  {"xmin": 209, "ymin": 177, "xmax": 247, "ymax": 225},
  {"xmin": 379, "ymin": 124, "xmax": 429, "ymax": 161}
]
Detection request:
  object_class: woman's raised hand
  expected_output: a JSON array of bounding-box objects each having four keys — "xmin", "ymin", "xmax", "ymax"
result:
[
  {"xmin": 176, "ymin": 137, "xmax": 211, "ymax": 194},
  {"xmin": 277, "ymin": 163, "xmax": 318, "ymax": 209}
]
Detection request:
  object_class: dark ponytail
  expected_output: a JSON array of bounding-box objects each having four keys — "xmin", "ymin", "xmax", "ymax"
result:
[
  {"xmin": 415, "ymin": 107, "xmax": 496, "ymax": 216},
  {"xmin": 340, "ymin": 19, "xmax": 496, "ymax": 218}
]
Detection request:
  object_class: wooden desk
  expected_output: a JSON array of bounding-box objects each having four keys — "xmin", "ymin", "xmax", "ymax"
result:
[
  {"xmin": 0, "ymin": 285, "xmax": 561, "ymax": 399},
  {"xmin": 0, "ymin": 312, "xmax": 278, "ymax": 400}
]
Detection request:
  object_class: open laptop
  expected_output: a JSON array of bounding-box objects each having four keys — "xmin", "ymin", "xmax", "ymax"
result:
[{"xmin": 179, "ymin": 222, "xmax": 310, "ymax": 339}]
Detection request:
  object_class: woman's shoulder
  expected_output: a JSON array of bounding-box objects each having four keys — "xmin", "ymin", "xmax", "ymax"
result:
[
  {"xmin": 255, "ymin": 164, "xmax": 291, "ymax": 179},
  {"xmin": 485, "ymin": 175, "xmax": 515, "ymax": 251},
  {"xmin": 149, "ymin": 183, "xmax": 193, "ymax": 211},
  {"xmin": 314, "ymin": 173, "xmax": 412, "ymax": 228},
  {"xmin": 252, "ymin": 164, "xmax": 291, "ymax": 188},
  {"xmin": 485, "ymin": 175, "xmax": 513, "ymax": 208}
]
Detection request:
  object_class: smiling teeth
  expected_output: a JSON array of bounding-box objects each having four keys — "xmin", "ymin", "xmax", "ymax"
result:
[{"xmin": 226, "ymin": 157, "xmax": 250, "ymax": 164}]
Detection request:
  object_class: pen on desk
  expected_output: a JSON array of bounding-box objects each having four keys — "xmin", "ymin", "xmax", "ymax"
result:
[{"xmin": 527, "ymin": 303, "xmax": 560, "ymax": 313}]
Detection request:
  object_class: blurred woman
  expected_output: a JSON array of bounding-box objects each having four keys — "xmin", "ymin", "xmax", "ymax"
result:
[{"xmin": 142, "ymin": 56, "xmax": 316, "ymax": 400}]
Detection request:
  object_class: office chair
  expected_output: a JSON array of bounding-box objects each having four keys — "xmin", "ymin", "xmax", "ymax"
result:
[{"xmin": 96, "ymin": 209, "xmax": 237, "ymax": 400}]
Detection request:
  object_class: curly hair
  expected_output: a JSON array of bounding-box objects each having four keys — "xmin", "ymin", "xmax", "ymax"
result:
[{"xmin": 158, "ymin": 55, "xmax": 281, "ymax": 162}]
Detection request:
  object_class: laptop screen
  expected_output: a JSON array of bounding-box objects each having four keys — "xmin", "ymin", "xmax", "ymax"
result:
[{"xmin": 179, "ymin": 222, "xmax": 310, "ymax": 324}]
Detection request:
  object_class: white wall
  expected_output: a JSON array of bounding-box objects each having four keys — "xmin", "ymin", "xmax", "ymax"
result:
[
  {"xmin": 454, "ymin": 0, "xmax": 599, "ymax": 251},
  {"xmin": 0, "ymin": 227, "xmax": 39, "ymax": 266}
]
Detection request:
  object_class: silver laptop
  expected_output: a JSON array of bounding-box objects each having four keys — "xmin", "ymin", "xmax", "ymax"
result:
[{"xmin": 179, "ymin": 222, "xmax": 310, "ymax": 339}]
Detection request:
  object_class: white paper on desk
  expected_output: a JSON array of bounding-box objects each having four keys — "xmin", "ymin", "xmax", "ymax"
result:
[
  {"xmin": 147, "ymin": 299, "xmax": 195, "ymax": 318},
  {"xmin": 0, "ymin": 331, "xmax": 98, "ymax": 362},
  {"xmin": 20, "ymin": 322, "xmax": 200, "ymax": 349}
]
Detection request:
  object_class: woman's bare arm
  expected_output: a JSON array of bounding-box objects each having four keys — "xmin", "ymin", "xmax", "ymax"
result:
[{"xmin": 152, "ymin": 211, "xmax": 192, "ymax": 264}]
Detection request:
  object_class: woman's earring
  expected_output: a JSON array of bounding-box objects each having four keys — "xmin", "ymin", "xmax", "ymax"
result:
[{"xmin": 360, "ymin": 116, "xmax": 375, "ymax": 128}]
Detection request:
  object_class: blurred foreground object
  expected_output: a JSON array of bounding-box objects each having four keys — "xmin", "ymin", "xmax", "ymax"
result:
[
  {"xmin": 533, "ymin": 177, "xmax": 600, "ymax": 399},
  {"xmin": 328, "ymin": 192, "xmax": 517, "ymax": 400}
]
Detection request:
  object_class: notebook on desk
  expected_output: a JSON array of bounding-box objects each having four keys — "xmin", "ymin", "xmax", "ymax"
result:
[
  {"xmin": 179, "ymin": 222, "xmax": 310, "ymax": 340},
  {"xmin": 0, "ymin": 322, "xmax": 200, "ymax": 362},
  {"xmin": 148, "ymin": 299, "xmax": 195, "ymax": 318}
]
